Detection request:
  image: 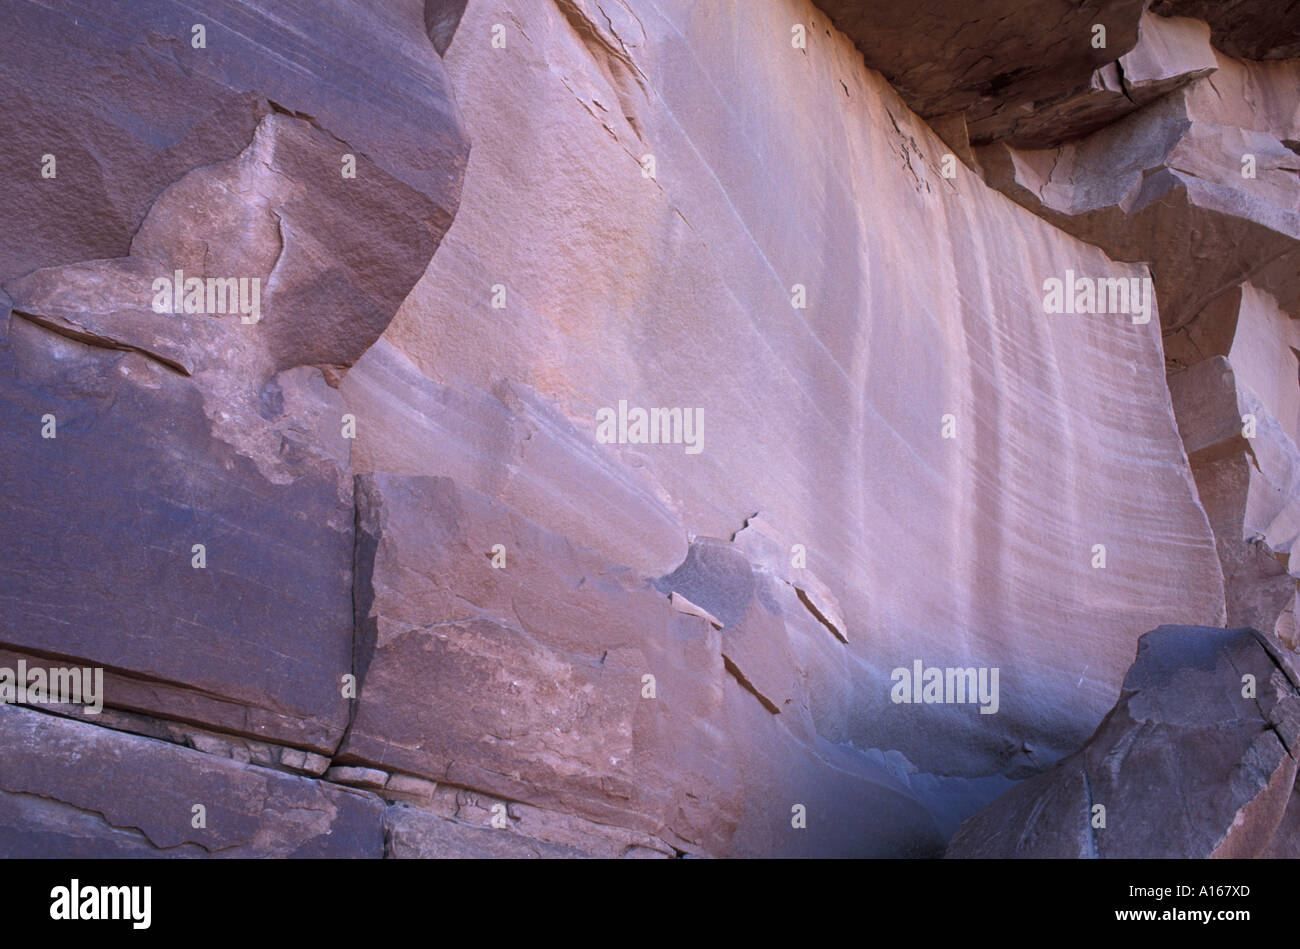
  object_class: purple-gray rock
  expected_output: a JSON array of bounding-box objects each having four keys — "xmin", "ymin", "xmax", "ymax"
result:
[{"xmin": 946, "ymin": 626, "xmax": 1300, "ymax": 858}]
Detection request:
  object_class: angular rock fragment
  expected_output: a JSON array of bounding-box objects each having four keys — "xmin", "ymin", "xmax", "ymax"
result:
[
  {"xmin": 324, "ymin": 767, "xmax": 390, "ymax": 791},
  {"xmin": 816, "ymin": 0, "xmax": 1162, "ymax": 147},
  {"xmin": 977, "ymin": 53, "xmax": 1300, "ymax": 332},
  {"xmin": 1151, "ymin": 0, "xmax": 1300, "ymax": 60},
  {"xmin": 947, "ymin": 626, "xmax": 1300, "ymax": 858},
  {"xmin": 425, "ymin": 0, "xmax": 471, "ymax": 56},
  {"xmin": 655, "ymin": 537, "xmax": 757, "ymax": 629},
  {"xmin": 1166, "ymin": 286, "xmax": 1300, "ymax": 643},
  {"xmin": 669, "ymin": 592, "xmax": 724, "ymax": 630}
]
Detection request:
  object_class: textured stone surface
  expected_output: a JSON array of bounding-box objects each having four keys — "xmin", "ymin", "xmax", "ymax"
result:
[
  {"xmin": 26, "ymin": 696, "xmax": 332, "ymax": 775},
  {"xmin": 341, "ymin": 471, "xmax": 949, "ymax": 856},
  {"xmin": 977, "ymin": 51, "xmax": 1300, "ymax": 333},
  {"xmin": 947, "ymin": 626, "xmax": 1300, "ymax": 858},
  {"xmin": 1261, "ymin": 774, "xmax": 1300, "ymax": 858},
  {"xmin": 0, "ymin": 0, "xmax": 468, "ymax": 752},
  {"xmin": 1151, "ymin": 0, "xmax": 1300, "ymax": 60},
  {"xmin": 0, "ymin": 0, "xmax": 466, "ymax": 283},
  {"xmin": 0, "ymin": 705, "xmax": 384, "ymax": 857},
  {"xmin": 0, "ymin": 317, "xmax": 355, "ymax": 750},
  {"xmin": 813, "ymin": 1, "xmax": 1213, "ymax": 148},
  {"xmin": 353, "ymin": 0, "xmax": 1224, "ymax": 796},
  {"xmin": 385, "ymin": 804, "xmax": 592, "ymax": 859},
  {"xmin": 411, "ymin": 784, "xmax": 678, "ymax": 857},
  {"xmin": 2, "ymin": 0, "xmax": 1293, "ymax": 861}
]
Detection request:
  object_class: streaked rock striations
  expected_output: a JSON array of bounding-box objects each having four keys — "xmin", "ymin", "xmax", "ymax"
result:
[
  {"xmin": 968, "ymin": 19, "xmax": 1300, "ymax": 715},
  {"xmin": 340, "ymin": 0, "xmax": 1223, "ymax": 852},
  {"xmin": 0, "ymin": 0, "xmax": 1294, "ymax": 858}
]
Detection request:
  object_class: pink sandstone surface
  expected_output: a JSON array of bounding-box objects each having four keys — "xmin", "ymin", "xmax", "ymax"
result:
[{"xmin": 0, "ymin": 0, "xmax": 1296, "ymax": 859}]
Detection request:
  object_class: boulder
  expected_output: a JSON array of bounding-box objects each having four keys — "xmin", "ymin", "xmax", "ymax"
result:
[{"xmin": 947, "ymin": 625, "xmax": 1300, "ymax": 858}]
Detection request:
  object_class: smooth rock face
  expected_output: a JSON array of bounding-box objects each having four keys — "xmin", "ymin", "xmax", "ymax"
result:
[
  {"xmin": 947, "ymin": 626, "xmax": 1300, "ymax": 858},
  {"xmin": 356, "ymin": 0, "xmax": 1224, "ymax": 797},
  {"xmin": 969, "ymin": 16, "xmax": 1300, "ymax": 703}
]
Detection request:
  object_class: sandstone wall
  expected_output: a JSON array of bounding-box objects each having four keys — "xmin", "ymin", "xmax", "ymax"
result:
[
  {"xmin": 340, "ymin": 0, "xmax": 1224, "ymax": 852},
  {"xmin": 3, "ymin": 0, "xmax": 1290, "ymax": 859}
]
